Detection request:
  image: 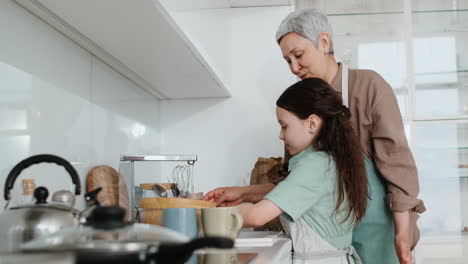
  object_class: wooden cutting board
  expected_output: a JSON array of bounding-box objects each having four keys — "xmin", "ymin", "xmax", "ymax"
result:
[{"xmin": 86, "ymin": 165, "xmax": 130, "ymax": 220}]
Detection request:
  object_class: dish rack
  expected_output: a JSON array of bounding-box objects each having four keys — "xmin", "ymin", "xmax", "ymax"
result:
[{"xmin": 118, "ymin": 154, "xmax": 197, "ymax": 221}]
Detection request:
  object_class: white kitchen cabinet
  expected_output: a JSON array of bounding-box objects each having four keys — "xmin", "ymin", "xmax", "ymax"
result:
[{"xmin": 14, "ymin": 0, "xmax": 231, "ymax": 99}]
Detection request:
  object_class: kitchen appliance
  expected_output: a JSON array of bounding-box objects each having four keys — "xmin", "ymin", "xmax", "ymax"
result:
[
  {"xmin": 21, "ymin": 206, "xmax": 234, "ymax": 264},
  {"xmin": 0, "ymin": 154, "xmax": 98, "ymax": 253},
  {"xmin": 118, "ymin": 154, "xmax": 197, "ymax": 221},
  {"xmin": 170, "ymin": 164, "xmax": 192, "ymax": 197}
]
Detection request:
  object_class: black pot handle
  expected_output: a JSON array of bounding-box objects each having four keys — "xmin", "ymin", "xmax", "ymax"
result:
[
  {"xmin": 72, "ymin": 237, "xmax": 234, "ymax": 264},
  {"xmin": 150, "ymin": 237, "xmax": 234, "ymax": 264},
  {"xmin": 4, "ymin": 154, "xmax": 81, "ymax": 201}
]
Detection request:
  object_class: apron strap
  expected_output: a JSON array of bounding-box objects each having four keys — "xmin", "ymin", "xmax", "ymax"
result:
[
  {"xmin": 342, "ymin": 63, "xmax": 349, "ymax": 107},
  {"xmin": 345, "ymin": 246, "xmax": 363, "ymax": 264},
  {"xmin": 293, "ymin": 245, "xmax": 362, "ymax": 264}
]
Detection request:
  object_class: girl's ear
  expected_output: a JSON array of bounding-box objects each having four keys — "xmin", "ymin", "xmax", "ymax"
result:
[{"xmin": 307, "ymin": 114, "xmax": 322, "ymax": 134}]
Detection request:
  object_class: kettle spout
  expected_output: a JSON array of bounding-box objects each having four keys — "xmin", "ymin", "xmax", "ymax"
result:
[{"xmin": 78, "ymin": 187, "xmax": 102, "ymax": 224}]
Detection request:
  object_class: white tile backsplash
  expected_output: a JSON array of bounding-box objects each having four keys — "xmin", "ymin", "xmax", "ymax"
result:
[
  {"xmin": 160, "ymin": 6, "xmax": 294, "ymax": 194},
  {"xmin": 0, "ymin": 0, "xmax": 161, "ymax": 209}
]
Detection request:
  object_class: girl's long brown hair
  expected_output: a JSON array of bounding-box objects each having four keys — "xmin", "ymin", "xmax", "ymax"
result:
[{"xmin": 277, "ymin": 78, "xmax": 368, "ymax": 224}]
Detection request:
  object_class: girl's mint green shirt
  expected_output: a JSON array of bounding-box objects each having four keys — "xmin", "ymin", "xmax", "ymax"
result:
[{"xmin": 265, "ymin": 146, "xmax": 353, "ymax": 249}]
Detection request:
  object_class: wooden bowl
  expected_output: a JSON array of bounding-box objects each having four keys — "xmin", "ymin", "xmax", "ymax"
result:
[{"xmin": 138, "ymin": 197, "xmax": 216, "ymax": 228}]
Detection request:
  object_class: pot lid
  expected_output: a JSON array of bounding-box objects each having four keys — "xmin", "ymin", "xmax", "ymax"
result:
[
  {"xmin": 10, "ymin": 187, "xmax": 74, "ymax": 211},
  {"xmin": 21, "ymin": 206, "xmax": 189, "ymax": 252}
]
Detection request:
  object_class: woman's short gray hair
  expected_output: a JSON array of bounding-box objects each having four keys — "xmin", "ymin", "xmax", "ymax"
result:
[{"xmin": 276, "ymin": 8, "xmax": 334, "ymax": 54}]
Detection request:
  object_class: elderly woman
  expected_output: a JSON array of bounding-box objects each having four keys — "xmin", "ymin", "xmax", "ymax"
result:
[{"xmin": 205, "ymin": 9, "xmax": 425, "ymax": 264}]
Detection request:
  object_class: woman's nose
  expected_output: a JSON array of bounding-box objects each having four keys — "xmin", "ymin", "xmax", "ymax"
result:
[{"xmin": 290, "ymin": 61, "xmax": 301, "ymax": 75}]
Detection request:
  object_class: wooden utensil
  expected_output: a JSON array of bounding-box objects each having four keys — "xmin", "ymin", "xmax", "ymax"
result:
[
  {"xmin": 139, "ymin": 183, "xmax": 173, "ymax": 191},
  {"xmin": 86, "ymin": 165, "xmax": 129, "ymax": 220},
  {"xmin": 139, "ymin": 183, "xmax": 180, "ymax": 198}
]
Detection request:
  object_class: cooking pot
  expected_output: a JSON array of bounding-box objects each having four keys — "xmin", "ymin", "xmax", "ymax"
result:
[
  {"xmin": 21, "ymin": 206, "xmax": 234, "ymax": 264},
  {"xmin": 0, "ymin": 154, "xmax": 86, "ymax": 252}
]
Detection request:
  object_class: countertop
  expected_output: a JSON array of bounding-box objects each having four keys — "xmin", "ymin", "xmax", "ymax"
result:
[
  {"xmin": 0, "ymin": 232, "xmax": 292, "ymax": 264},
  {"xmin": 237, "ymin": 236, "xmax": 292, "ymax": 264}
]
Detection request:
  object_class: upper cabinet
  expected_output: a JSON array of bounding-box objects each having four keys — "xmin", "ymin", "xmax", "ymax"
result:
[{"xmin": 15, "ymin": 0, "xmax": 231, "ymax": 99}]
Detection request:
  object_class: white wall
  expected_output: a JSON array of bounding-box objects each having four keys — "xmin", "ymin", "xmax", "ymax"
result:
[
  {"xmin": 0, "ymin": 2, "xmax": 295, "ymax": 210},
  {"xmin": 161, "ymin": 6, "xmax": 295, "ymax": 193},
  {"xmin": 0, "ymin": 0, "xmax": 161, "ymax": 209}
]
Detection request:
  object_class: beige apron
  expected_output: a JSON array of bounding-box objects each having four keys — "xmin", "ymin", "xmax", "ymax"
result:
[
  {"xmin": 342, "ymin": 63, "xmax": 349, "ymax": 107},
  {"xmin": 280, "ymin": 216, "xmax": 362, "ymax": 264}
]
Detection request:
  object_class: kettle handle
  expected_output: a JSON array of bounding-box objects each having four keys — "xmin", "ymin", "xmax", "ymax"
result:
[{"xmin": 4, "ymin": 154, "xmax": 81, "ymax": 201}]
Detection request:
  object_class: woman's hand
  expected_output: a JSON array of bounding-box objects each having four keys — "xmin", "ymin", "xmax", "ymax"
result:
[
  {"xmin": 204, "ymin": 186, "xmax": 246, "ymax": 207},
  {"xmin": 393, "ymin": 211, "xmax": 413, "ymax": 264},
  {"xmin": 395, "ymin": 234, "xmax": 412, "ymax": 264}
]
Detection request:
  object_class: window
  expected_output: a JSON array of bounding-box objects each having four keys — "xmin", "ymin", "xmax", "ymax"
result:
[{"xmin": 302, "ymin": 0, "xmax": 468, "ymax": 236}]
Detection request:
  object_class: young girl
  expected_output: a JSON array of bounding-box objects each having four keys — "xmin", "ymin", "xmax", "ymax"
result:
[{"xmin": 238, "ymin": 78, "xmax": 368, "ymax": 263}]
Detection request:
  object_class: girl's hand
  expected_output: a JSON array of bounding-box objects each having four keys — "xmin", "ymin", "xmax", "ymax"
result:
[
  {"xmin": 237, "ymin": 200, "xmax": 283, "ymax": 227},
  {"xmin": 204, "ymin": 186, "xmax": 245, "ymax": 207},
  {"xmin": 204, "ymin": 184, "xmax": 275, "ymax": 206}
]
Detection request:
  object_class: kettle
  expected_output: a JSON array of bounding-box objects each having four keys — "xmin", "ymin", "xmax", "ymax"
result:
[{"xmin": 0, "ymin": 154, "xmax": 82, "ymax": 253}]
